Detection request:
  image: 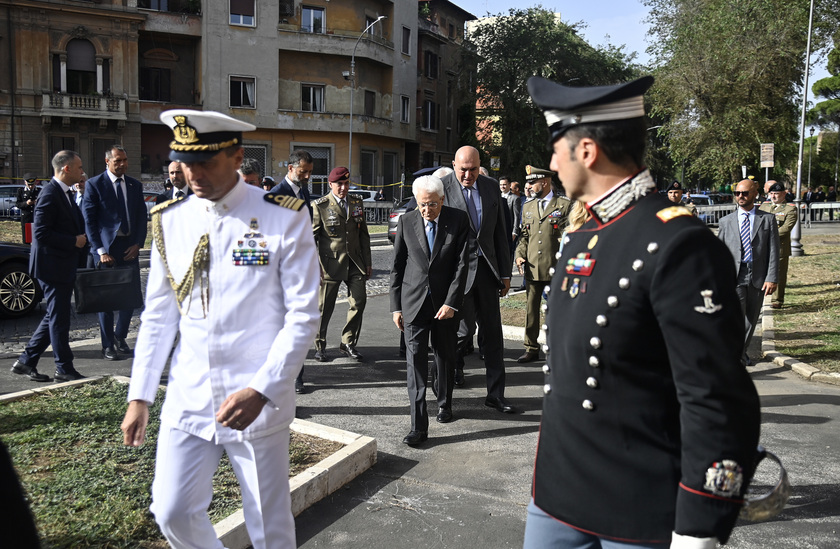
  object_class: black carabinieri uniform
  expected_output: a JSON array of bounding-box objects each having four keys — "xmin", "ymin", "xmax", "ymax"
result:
[{"xmin": 533, "ymin": 169, "xmax": 761, "ymax": 543}]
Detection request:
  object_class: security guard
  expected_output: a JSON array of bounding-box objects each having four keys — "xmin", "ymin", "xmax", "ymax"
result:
[
  {"xmin": 514, "ymin": 165, "xmax": 571, "ymax": 363},
  {"xmin": 120, "ymin": 109, "xmax": 320, "ymax": 549},
  {"xmin": 666, "ymin": 180, "xmax": 697, "ymax": 216},
  {"xmin": 759, "ymin": 181, "xmax": 797, "ymax": 308},
  {"xmin": 15, "ymin": 173, "xmax": 41, "ymax": 243},
  {"xmin": 523, "ymin": 76, "xmax": 761, "ymax": 548},
  {"xmin": 312, "ymin": 167, "xmax": 372, "ymax": 362}
]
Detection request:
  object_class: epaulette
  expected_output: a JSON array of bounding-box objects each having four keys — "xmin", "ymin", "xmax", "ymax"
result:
[
  {"xmin": 556, "ymin": 195, "xmax": 572, "ymax": 203},
  {"xmin": 314, "ymin": 196, "xmax": 331, "ymax": 205},
  {"xmin": 348, "ymin": 193, "xmax": 364, "ymax": 200},
  {"xmin": 150, "ymin": 195, "xmax": 186, "ymax": 215},
  {"xmin": 656, "ymin": 206, "xmax": 692, "ymax": 223},
  {"xmin": 264, "ymin": 193, "xmax": 305, "ymax": 211}
]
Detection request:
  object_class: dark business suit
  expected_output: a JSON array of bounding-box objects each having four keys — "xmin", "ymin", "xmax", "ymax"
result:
[
  {"xmin": 441, "ymin": 173, "xmax": 511, "ymax": 398},
  {"xmin": 391, "ymin": 207, "xmax": 469, "ymax": 431},
  {"xmin": 270, "ymin": 177, "xmax": 312, "ymax": 217},
  {"xmin": 154, "ymin": 186, "xmax": 192, "ymax": 205},
  {"xmin": 717, "ymin": 207, "xmax": 779, "ymax": 360},
  {"xmin": 82, "ymin": 170, "xmax": 147, "ymax": 350},
  {"xmin": 17, "ymin": 179, "xmax": 85, "ymax": 374}
]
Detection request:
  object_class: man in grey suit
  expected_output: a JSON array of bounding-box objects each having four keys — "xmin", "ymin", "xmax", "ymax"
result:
[
  {"xmin": 717, "ymin": 178, "xmax": 779, "ymax": 365},
  {"xmin": 391, "ymin": 175, "xmax": 469, "ymax": 446},
  {"xmin": 441, "ymin": 146, "xmax": 514, "ymax": 413}
]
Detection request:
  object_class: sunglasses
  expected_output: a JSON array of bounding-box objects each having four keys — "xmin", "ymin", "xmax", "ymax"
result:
[{"xmin": 733, "ymin": 191, "xmax": 751, "ymax": 196}]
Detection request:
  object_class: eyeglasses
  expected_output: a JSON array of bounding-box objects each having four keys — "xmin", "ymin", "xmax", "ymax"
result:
[
  {"xmin": 733, "ymin": 191, "xmax": 751, "ymax": 196},
  {"xmin": 419, "ymin": 202, "xmax": 440, "ymax": 209}
]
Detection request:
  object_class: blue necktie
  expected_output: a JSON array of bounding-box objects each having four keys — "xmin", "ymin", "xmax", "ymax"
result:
[
  {"xmin": 463, "ymin": 187, "xmax": 480, "ymax": 231},
  {"xmin": 426, "ymin": 220, "xmax": 436, "ymax": 258},
  {"xmin": 740, "ymin": 213, "xmax": 752, "ymax": 262},
  {"xmin": 115, "ymin": 178, "xmax": 130, "ymax": 234}
]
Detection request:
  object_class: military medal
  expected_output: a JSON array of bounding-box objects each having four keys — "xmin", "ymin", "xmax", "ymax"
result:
[
  {"xmin": 569, "ymin": 278, "xmax": 581, "ymax": 298},
  {"xmin": 233, "ymin": 218, "xmax": 269, "ymax": 266},
  {"xmin": 566, "ymin": 253, "xmax": 596, "ymax": 276}
]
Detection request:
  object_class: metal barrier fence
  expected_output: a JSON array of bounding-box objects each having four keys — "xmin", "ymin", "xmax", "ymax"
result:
[
  {"xmin": 695, "ymin": 202, "xmax": 840, "ymax": 228},
  {"xmin": 363, "ymin": 202, "xmax": 393, "ymax": 225}
]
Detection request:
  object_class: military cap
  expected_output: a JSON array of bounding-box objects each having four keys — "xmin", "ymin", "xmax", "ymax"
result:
[
  {"xmin": 527, "ymin": 75, "xmax": 655, "ymax": 144},
  {"xmin": 328, "ymin": 166, "xmax": 350, "ymax": 183},
  {"xmin": 262, "ymin": 176, "xmax": 275, "ymax": 184},
  {"xmin": 525, "ymin": 165, "xmax": 554, "ymax": 181},
  {"xmin": 768, "ymin": 182, "xmax": 785, "ymax": 193},
  {"xmin": 667, "ymin": 181, "xmax": 684, "ymax": 191},
  {"xmin": 23, "ymin": 172, "xmax": 38, "ymax": 182},
  {"xmin": 160, "ymin": 109, "xmax": 256, "ymax": 162}
]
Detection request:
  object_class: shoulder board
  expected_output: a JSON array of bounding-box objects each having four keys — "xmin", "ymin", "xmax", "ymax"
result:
[
  {"xmin": 150, "ymin": 195, "xmax": 186, "ymax": 215},
  {"xmin": 264, "ymin": 193, "xmax": 305, "ymax": 211},
  {"xmin": 348, "ymin": 193, "xmax": 364, "ymax": 201},
  {"xmin": 314, "ymin": 196, "xmax": 330, "ymax": 205},
  {"xmin": 555, "ymin": 195, "xmax": 572, "ymax": 203},
  {"xmin": 656, "ymin": 206, "xmax": 693, "ymax": 223}
]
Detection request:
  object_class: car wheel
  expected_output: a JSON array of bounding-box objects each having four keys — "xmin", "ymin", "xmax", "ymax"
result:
[{"xmin": 0, "ymin": 261, "xmax": 41, "ymax": 317}]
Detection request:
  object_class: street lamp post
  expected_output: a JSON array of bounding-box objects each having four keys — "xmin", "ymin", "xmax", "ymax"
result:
[
  {"xmin": 348, "ymin": 15, "xmax": 387, "ymax": 180},
  {"xmin": 807, "ymin": 126, "xmax": 815, "ymax": 188},
  {"xmin": 791, "ymin": 0, "xmax": 815, "ymax": 257}
]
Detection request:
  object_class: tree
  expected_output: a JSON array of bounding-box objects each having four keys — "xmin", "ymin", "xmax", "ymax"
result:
[
  {"xmin": 645, "ymin": 0, "xmax": 840, "ymax": 188},
  {"xmin": 464, "ymin": 7, "xmax": 637, "ymax": 181},
  {"xmin": 809, "ymin": 32, "xmax": 840, "ymax": 189}
]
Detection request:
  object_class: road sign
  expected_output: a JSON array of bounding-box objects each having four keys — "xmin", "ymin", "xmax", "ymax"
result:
[
  {"xmin": 490, "ymin": 156, "xmax": 500, "ymax": 170},
  {"xmin": 760, "ymin": 143, "xmax": 775, "ymax": 168}
]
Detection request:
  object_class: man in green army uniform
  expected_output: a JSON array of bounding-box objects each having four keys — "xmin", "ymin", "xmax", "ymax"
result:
[
  {"xmin": 514, "ymin": 165, "xmax": 571, "ymax": 363},
  {"xmin": 760, "ymin": 181, "xmax": 797, "ymax": 309},
  {"xmin": 312, "ymin": 167, "xmax": 372, "ymax": 361},
  {"xmin": 666, "ymin": 181, "xmax": 697, "ymax": 216}
]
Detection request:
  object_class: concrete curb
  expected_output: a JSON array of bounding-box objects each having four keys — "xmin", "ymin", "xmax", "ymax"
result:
[
  {"xmin": 215, "ymin": 419, "xmax": 377, "ymax": 549},
  {"xmin": 761, "ymin": 300, "xmax": 840, "ymax": 386}
]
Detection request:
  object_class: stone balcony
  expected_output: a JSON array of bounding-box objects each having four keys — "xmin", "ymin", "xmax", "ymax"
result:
[{"xmin": 40, "ymin": 93, "xmax": 128, "ymax": 128}]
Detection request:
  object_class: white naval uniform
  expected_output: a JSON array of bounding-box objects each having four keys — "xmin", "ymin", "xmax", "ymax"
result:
[{"xmin": 128, "ymin": 178, "xmax": 320, "ymax": 549}]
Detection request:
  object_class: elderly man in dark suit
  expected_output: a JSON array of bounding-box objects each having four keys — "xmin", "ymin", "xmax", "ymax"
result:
[
  {"xmin": 717, "ymin": 178, "xmax": 779, "ymax": 365},
  {"xmin": 83, "ymin": 145, "xmax": 148, "ymax": 360},
  {"xmin": 391, "ymin": 175, "xmax": 469, "ymax": 446},
  {"xmin": 441, "ymin": 146, "xmax": 514, "ymax": 413},
  {"xmin": 11, "ymin": 151, "xmax": 88, "ymax": 382}
]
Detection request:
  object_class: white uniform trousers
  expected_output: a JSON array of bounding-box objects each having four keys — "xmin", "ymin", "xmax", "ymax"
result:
[{"xmin": 150, "ymin": 425, "xmax": 295, "ymax": 549}]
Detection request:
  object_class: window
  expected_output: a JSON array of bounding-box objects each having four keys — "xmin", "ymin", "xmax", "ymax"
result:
[
  {"xmin": 422, "ymin": 100, "xmax": 438, "ymax": 131},
  {"xmin": 139, "ymin": 67, "xmax": 171, "ymax": 101},
  {"xmin": 361, "ymin": 150, "xmax": 376, "ymax": 188},
  {"xmin": 364, "ymin": 90, "xmax": 375, "ymax": 117},
  {"xmin": 66, "ymin": 39, "xmax": 97, "ymax": 95},
  {"xmin": 424, "ymin": 51, "xmax": 439, "ymax": 79},
  {"xmin": 230, "ymin": 76, "xmax": 256, "ymax": 108},
  {"xmin": 302, "ymin": 84, "xmax": 324, "ymax": 112},
  {"xmin": 383, "ymin": 152, "xmax": 398, "ymax": 186},
  {"xmin": 402, "ymin": 27, "xmax": 411, "ymax": 55},
  {"xmin": 449, "ymin": 23, "xmax": 455, "ymax": 39},
  {"xmin": 365, "ymin": 16, "xmax": 382, "ymax": 38},
  {"xmin": 138, "ymin": 0, "xmax": 198, "ymax": 13},
  {"xmin": 400, "ymin": 95, "xmax": 410, "ymax": 123},
  {"xmin": 243, "ymin": 145, "xmax": 268, "ymax": 178},
  {"xmin": 301, "ymin": 6, "xmax": 324, "ymax": 33},
  {"xmin": 230, "ymin": 0, "xmax": 255, "ymax": 26}
]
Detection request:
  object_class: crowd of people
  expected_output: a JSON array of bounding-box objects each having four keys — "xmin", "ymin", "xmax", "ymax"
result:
[{"xmin": 6, "ymin": 74, "xmax": 806, "ymax": 548}]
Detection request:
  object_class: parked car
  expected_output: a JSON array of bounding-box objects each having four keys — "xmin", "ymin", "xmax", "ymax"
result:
[
  {"xmin": 687, "ymin": 195, "xmax": 713, "ymax": 206},
  {"xmin": 387, "ymin": 197, "xmax": 416, "ymax": 243},
  {"xmin": 0, "ymin": 184, "xmax": 24, "ymax": 218},
  {"xmin": 0, "ymin": 242, "xmax": 41, "ymax": 318},
  {"xmin": 348, "ymin": 189, "xmax": 378, "ymax": 202}
]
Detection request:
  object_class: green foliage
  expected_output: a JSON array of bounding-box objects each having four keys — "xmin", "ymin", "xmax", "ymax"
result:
[
  {"xmin": 810, "ymin": 33, "xmax": 840, "ymax": 129},
  {"xmin": 465, "ymin": 7, "xmax": 638, "ymax": 180},
  {"xmin": 645, "ymin": 0, "xmax": 840, "ymax": 187}
]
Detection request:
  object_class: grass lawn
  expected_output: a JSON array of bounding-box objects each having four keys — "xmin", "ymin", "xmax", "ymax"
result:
[{"xmin": 1, "ymin": 378, "xmax": 341, "ymax": 548}]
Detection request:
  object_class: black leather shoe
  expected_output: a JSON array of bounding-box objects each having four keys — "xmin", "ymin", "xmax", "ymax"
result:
[
  {"xmin": 339, "ymin": 343, "xmax": 363, "ymax": 361},
  {"xmin": 402, "ymin": 430, "xmax": 428, "ymax": 446},
  {"xmin": 54, "ymin": 369, "xmax": 85, "ymax": 382},
  {"xmin": 102, "ymin": 346, "xmax": 121, "ymax": 361},
  {"xmin": 485, "ymin": 395, "xmax": 516, "ymax": 414},
  {"xmin": 464, "ymin": 343, "xmax": 475, "ymax": 356},
  {"xmin": 115, "ymin": 337, "xmax": 133, "ymax": 355},
  {"xmin": 11, "ymin": 361, "xmax": 50, "ymax": 382},
  {"xmin": 436, "ymin": 408, "xmax": 453, "ymax": 423},
  {"xmin": 454, "ymin": 369, "xmax": 465, "ymax": 387},
  {"xmin": 295, "ymin": 381, "xmax": 307, "ymax": 394},
  {"xmin": 517, "ymin": 351, "xmax": 539, "ymax": 363},
  {"xmin": 314, "ymin": 348, "xmax": 328, "ymax": 362}
]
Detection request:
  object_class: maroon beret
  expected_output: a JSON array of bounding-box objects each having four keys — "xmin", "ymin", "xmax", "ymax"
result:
[{"xmin": 328, "ymin": 166, "xmax": 350, "ymax": 183}]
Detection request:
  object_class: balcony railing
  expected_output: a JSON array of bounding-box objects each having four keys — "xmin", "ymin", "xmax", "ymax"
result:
[{"xmin": 41, "ymin": 93, "xmax": 127, "ymax": 120}]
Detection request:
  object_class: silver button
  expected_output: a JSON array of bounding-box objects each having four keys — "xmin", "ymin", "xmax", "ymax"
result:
[
  {"xmin": 632, "ymin": 259, "xmax": 644, "ymax": 271},
  {"xmin": 543, "ymin": 384, "xmax": 552, "ymax": 395},
  {"xmin": 607, "ymin": 296, "xmax": 619, "ymax": 308},
  {"xmin": 590, "ymin": 337, "xmax": 602, "ymax": 349},
  {"xmin": 619, "ymin": 278, "xmax": 630, "ymax": 290},
  {"xmin": 538, "ymin": 250, "xmax": 542, "ymax": 254},
  {"xmin": 542, "ymin": 364, "xmax": 550, "ymax": 374},
  {"xmin": 541, "ymin": 303, "xmax": 548, "ymax": 312},
  {"xmin": 549, "ymin": 267, "xmax": 556, "ymax": 276},
  {"xmin": 586, "ymin": 377, "xmax": 599, "ymax": 389},
  {"xmin": 555, "ymin": 252, "xmax": 562, "ymax": 260},
  {"xmin": 647, "ymin": 242, "xmax": 659, "ymax": 254},
  {"xmin": 582, "ymin": 399, "xmax": 595, "ymax": 411},
  {"xmin": 542, "ymin": 344, "xmax": 550, "ymax": 353},
  {"xmin": 544, "ymin": 285, "xmax": 551, "ymax": 294},
  {"xmin": 541, "ymin": 323, "xmax": 548, "ymax": 331},
  {"xmin": 596, "ymin": 315, "xmax": 608, "ymax": 327},
  {"xmin": 563, "ymin": 236, "xmax": 570, "ymax": 244},
  {"xmin": 589, "ymin": 356, "xmax": 600, "ymax": 368}
]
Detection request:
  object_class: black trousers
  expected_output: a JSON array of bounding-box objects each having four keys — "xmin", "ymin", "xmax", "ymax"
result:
[{"xmin": 19, "ymin": 279, "xmax": 75, "ymax": 373}]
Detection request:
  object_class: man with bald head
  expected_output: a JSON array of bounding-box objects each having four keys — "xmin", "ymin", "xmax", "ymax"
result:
[
  {"xmin": 440, "ymin": 146, "xmax": 514, "ymax": 413},
  {"xmin": 717, "ymin": 179, "xmax": 779, "ymax": 365},
  {"xmin": 155, "ymin": 161, "xmax": 192, "ymax": 204}
]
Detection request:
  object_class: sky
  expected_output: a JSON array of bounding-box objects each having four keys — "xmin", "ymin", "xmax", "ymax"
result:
[{"xmin": 453, "ymin": 0, "xmax": 830, "ymax": 134}]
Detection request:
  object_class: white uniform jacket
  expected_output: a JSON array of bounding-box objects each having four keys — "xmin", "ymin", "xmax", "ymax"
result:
[{"xmin": 128, "ymin": 179, "xmax": 320, "ymax": 444}]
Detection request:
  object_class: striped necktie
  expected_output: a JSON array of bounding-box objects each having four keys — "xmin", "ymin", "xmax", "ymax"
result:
[{"xmin": 740, "ymin": 213, "xmax": 752, "ymax": 262}]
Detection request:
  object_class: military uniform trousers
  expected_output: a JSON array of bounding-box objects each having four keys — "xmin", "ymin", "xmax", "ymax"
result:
[
  {"xmin": 316, "ymin": 263, "xmax": 367, "ymax": 348},
  {"xmin": 772, "ymin": 255, "xmax": 789, "ymax": 306},
  {"xmin": 524, "ymin": 279, "xmax": 549, "ymax": 353}
]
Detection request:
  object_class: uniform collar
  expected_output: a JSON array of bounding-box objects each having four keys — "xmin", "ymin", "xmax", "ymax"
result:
[
  {"xmin": 196, "ymin": 176, "xmax": 247, "ymax": 217},
  {"xmin": 585, "ymin": 169, "xmax": 655, "ymax": 226}
]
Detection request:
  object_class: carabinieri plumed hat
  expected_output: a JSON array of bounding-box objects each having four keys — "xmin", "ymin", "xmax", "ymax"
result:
[
  {"xmin": 160, "ymin": 109, "xmax": 256, "ymax": 163},
  {"xmin": 527, "ymin": 75, "xmax": 655, "ymax": 144}
]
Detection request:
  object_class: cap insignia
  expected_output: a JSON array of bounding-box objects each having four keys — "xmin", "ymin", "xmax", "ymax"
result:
[{"xmin": 173, "ymin": 115, "xmax": 200, "ymax": 145}]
